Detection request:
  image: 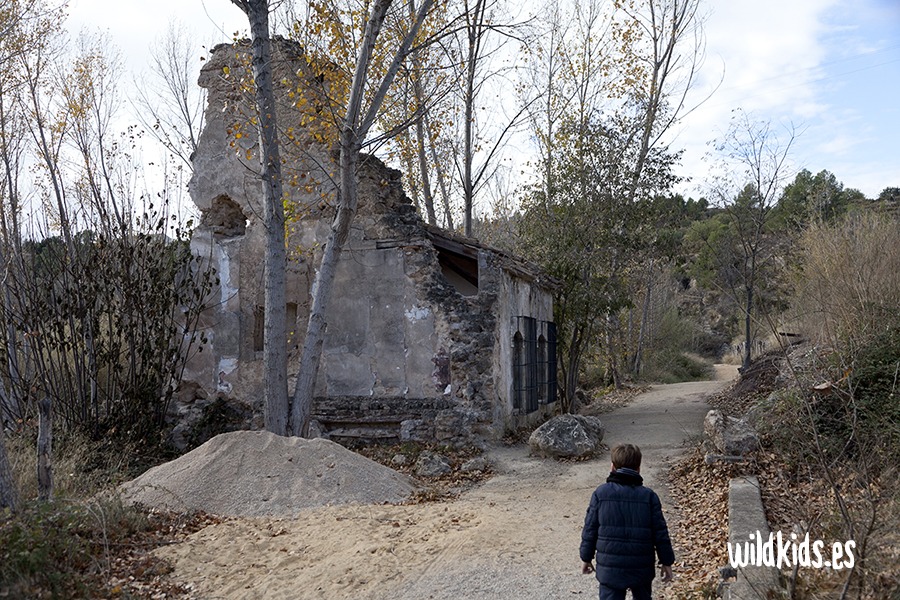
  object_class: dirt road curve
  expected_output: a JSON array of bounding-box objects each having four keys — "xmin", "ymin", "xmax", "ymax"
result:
[{"xmin": 157, "ymin": 369, "xmax": 736, "ymax": 600}]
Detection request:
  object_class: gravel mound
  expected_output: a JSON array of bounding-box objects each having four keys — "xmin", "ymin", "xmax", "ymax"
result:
[{"xmin": 120, "ymin": 431, "xmax": 418, "ymax": 517}]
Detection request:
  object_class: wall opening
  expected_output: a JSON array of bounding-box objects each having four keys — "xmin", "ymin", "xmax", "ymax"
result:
[
  {"xmin": 255, "ymin": 303, "xmax": 300, "ymax": 353},
  {"xmin": 203, "ymin": 195, "xmax": 247, "ymax": 237},
  {"xmin": 512, "ymin": 332, "xmax": 524, "ymax": 411},
  {"xmin": 537, "ymin": 335, "xmax": 547, "ymax": 403},
  {"xmin": 427, "ymin": 230, "xmax": 479, "ymax": 296},
  {"xmin": 436, "ymin": 251, "xmax": 478, "ymax": 296},
  {"xmin": 514, "ymin": 316, "xmax": 538, "ymax": 412}
]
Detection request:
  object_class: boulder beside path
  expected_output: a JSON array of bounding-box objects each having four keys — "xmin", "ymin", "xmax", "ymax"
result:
[
  {"xmin": 704, "ymin": 409, "xmax": 759, "ymax": 456},
  {"xmin": 528, "ymin": 414, "xmax": 605, "ymax": 458}
]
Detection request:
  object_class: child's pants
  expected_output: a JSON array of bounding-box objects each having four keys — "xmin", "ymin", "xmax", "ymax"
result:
[{"xmin": 598, "ymin": 582, "xmax": 652, "ymax": 600}]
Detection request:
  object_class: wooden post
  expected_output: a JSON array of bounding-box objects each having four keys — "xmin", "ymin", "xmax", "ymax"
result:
[{"xmin": 37, "ymin": 396, "xmax": 53, "ymax": 501}]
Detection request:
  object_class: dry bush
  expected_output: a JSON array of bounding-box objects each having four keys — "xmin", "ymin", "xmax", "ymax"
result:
[
  {"xmin": 6, "ymin": 428, "xmax": 121, "ymax": 502},
  {"xmin": 793, "ymin": 212, "xmax": 900, "ymax": 351},
  {"xmin": 737, "ymin": 211, "xmax": 900, "ymax": 598}
]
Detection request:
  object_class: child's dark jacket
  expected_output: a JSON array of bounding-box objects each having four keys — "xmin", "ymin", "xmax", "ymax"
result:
[{"xmin": 579, "ymin": 468, "xmax": 675, "ymax": 589}]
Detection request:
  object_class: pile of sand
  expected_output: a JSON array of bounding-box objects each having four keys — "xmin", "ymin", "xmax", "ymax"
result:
[{"xmin": 120, "ymin": 431, "xmax": 418, "ymax": 517}]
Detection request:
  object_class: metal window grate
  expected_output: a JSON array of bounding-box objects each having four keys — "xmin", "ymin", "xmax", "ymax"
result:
[
  {"xmin": 514, "ymin": 316, "xmax": 555, "ymax": 413},
  {"xmin": 512, "ymin": 331, "xmax": 524, "ymax": 411},
  {"xmin": 546, "ymin": 321, "xmax": 557, "ymax": 403}
]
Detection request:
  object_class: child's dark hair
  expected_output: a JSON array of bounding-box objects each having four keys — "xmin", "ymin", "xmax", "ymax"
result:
[{"xmin": 611, "ymin": 444, "xmax": 642, "ymax": 470}]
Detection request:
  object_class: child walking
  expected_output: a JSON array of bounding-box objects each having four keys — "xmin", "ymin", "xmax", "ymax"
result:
[{"xmin": 580, "ymin": 443, "xmax": 675, "ymax": 600}]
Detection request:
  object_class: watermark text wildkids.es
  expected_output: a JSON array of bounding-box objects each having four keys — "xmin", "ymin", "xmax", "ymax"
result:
[{"xmin": 728, "ymin": 531, "xmax": 855, "ymax": 570}]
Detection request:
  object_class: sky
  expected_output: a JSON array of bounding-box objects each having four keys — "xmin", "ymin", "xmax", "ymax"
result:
[
  {"xmin": 671, "ymin": 0, "xmax": 900, "ymax": 200},
  {"xmin": 67, "ymin": 0, "xmax": 900, "ymax": 201}
]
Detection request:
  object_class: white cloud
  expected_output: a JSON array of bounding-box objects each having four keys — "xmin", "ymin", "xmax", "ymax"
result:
[{"xmin": 667, "ymin": 0, "xmax": 900, "ymax": 197}]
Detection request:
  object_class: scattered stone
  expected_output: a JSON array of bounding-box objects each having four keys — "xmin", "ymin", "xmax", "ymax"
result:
[
  {"xmin": 400, "ymin": 419, "xmax": 432, "ymax": 443},
  {"xmin": 528, "ymin": 415, "xmax": 605, "ymax": 458},
  {"xmin": 391, "ymin": 454, "xmax": 409, "ymax": 467},
  {"xmin": 460, "ymin": 456, "xmax": 490, "ymax": 473},
  {"xmin": 414, "ymin": 451, "xmax": 452, "ymax": 477},
  {"xmin": 704, "ymin": 410, "xmax": 759, "ymax": 456}
]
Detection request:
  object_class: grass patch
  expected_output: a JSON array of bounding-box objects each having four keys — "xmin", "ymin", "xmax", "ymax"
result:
[
  {"xmin": 0, "ymin": 423, "xmax": 209, "ymax": 598},
  {"xmin": 640, "ymin": 350, "xmax": 713, "ymax": 384},
  {"xmin": 0, "ymin": 496, "xmax": 151, "ymax": 598}
]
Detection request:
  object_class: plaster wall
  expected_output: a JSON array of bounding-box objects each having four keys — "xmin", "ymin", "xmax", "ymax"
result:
[{"xmin": 494, "ymin": 268, "xmax": 556, "ymax": 431}]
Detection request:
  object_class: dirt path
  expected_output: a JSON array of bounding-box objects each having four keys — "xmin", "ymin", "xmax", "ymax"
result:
[{"xmin": 157, "ymin": 368, "xmax": 737, "ymax": 600}]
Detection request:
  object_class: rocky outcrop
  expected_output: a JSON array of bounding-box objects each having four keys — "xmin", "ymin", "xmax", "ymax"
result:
[{"xmin": 528, "ymin": 415, "xmax": 605, "ymax": 458}]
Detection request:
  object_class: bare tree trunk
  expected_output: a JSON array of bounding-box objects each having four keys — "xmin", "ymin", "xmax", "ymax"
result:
[
  {"xmin": 0, "ymin": 246, "xmax": 22, "ymax": 426},
  {"xmin": 231, "ymin": 0, "xmax": 289, "ymax": 435},
  {"xmin": 632, "ymin": 259, "xmax": 654, "ymax": 376},
  {"xmin": 605, "ymin": 314, "xmax": 622, "ymax": 388},
  {"xmin": 415, "ymin": 115, "xmax": 436, "ymax": 225},
  {"xmin": 742, "ymin": 240, "xmax": 759, "ymax": 371},
  {"xmin": 24, "ymin": 61, "xmax": 100, "ymax": 430},
  {"xmin": 409, "ymin": 0, "xmax": 437, "ymax": 226},
  {"xmin": 0, "ymin": 427, "xmax": 15, "ymax": 511},
  {"xmin": 623, "ymin": 0, "xmax": 702, "ymax": 206},
  {"xmin": 425, "ymin": 112, "xmax": 454, "ymax": 230},
  {"xmin": 461, "ymin": 0, "xmax": 486, "ymax": 237},
  {"xmin": 562, "ymin": 325, "xmax": 586, "ymax": 414},
  {"xmin": 291, "ymin": 141, "xmax": 359, "ymax": 436},
  {"xmin": 400, "ymin": 138, "xmax": 422, "ymax": 212},
  {"xmin": 743, "ymin": 282, "xmax": 753, "ymax": 371},
  {"xmin": 37, "ymin": 396, "xmax": 52, "ymax": 501}
]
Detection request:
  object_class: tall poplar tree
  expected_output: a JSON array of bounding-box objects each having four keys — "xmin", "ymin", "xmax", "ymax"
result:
[
  {"xmin": 291, "ymin": 0, "xmax": 435, "ymax": 436},
  {"xmin": 229, "ymin": 0, "xmax": 289, "ymax": 435}
]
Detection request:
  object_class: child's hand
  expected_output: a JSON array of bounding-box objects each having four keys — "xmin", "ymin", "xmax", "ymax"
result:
[
  {"xmin": 582, "ymin": 561, "xmax": 595, "ymax": 575},
  {"xmin": 660, "ymin": 565, "xmax": 674, "ymax": 582}
]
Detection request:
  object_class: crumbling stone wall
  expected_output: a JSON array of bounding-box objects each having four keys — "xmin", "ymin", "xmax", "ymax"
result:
[{"xmin": 178, "ymin": 38, "xmax": 555, "ymax": 447}]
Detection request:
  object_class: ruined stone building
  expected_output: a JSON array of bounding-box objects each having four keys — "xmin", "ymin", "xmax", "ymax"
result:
[{"xmin": 179, "ymin": 39, "xmax": 557, "ymax": 446}]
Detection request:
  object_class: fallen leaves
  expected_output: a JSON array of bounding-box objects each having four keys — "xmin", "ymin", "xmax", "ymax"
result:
[
  {"xmin": 101, "ymin": 509, "xmax": 223, "ymax": 599},
  {"xmin": 661, "ymin": 446, "xmax": 744, "ymax": 598}
]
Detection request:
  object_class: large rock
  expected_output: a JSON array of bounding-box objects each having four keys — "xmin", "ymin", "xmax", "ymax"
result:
[
  {"xmin": 704, "ymin": 410, "xmax": 759, "ymax": 456},
  {"xmin": 528, "ymin": 415, "xmax": 605, "ymax": 458}
]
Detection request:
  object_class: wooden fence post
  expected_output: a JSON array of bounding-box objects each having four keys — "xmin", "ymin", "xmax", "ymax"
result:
[{"xmin": 38, "ymin": 396, "xmax": 53, "ymax": 501}]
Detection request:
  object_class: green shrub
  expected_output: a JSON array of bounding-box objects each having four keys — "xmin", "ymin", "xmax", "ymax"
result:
[
  {"xmin": 637, "ymin": 308, "xmax": 713, "ymax": 383},
  {"xmin": 847, "ymin": 325, "xmax": 900, "ymax": 455}
]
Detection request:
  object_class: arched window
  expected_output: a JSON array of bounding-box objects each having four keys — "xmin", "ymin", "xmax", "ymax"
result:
[
  {"xmin": 512, "ymin": 331, "xmax": 524, "ymax": 411},
  {"xmin": 513, "ymin": 318, "xmax": 556, "ymax": 412}
]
